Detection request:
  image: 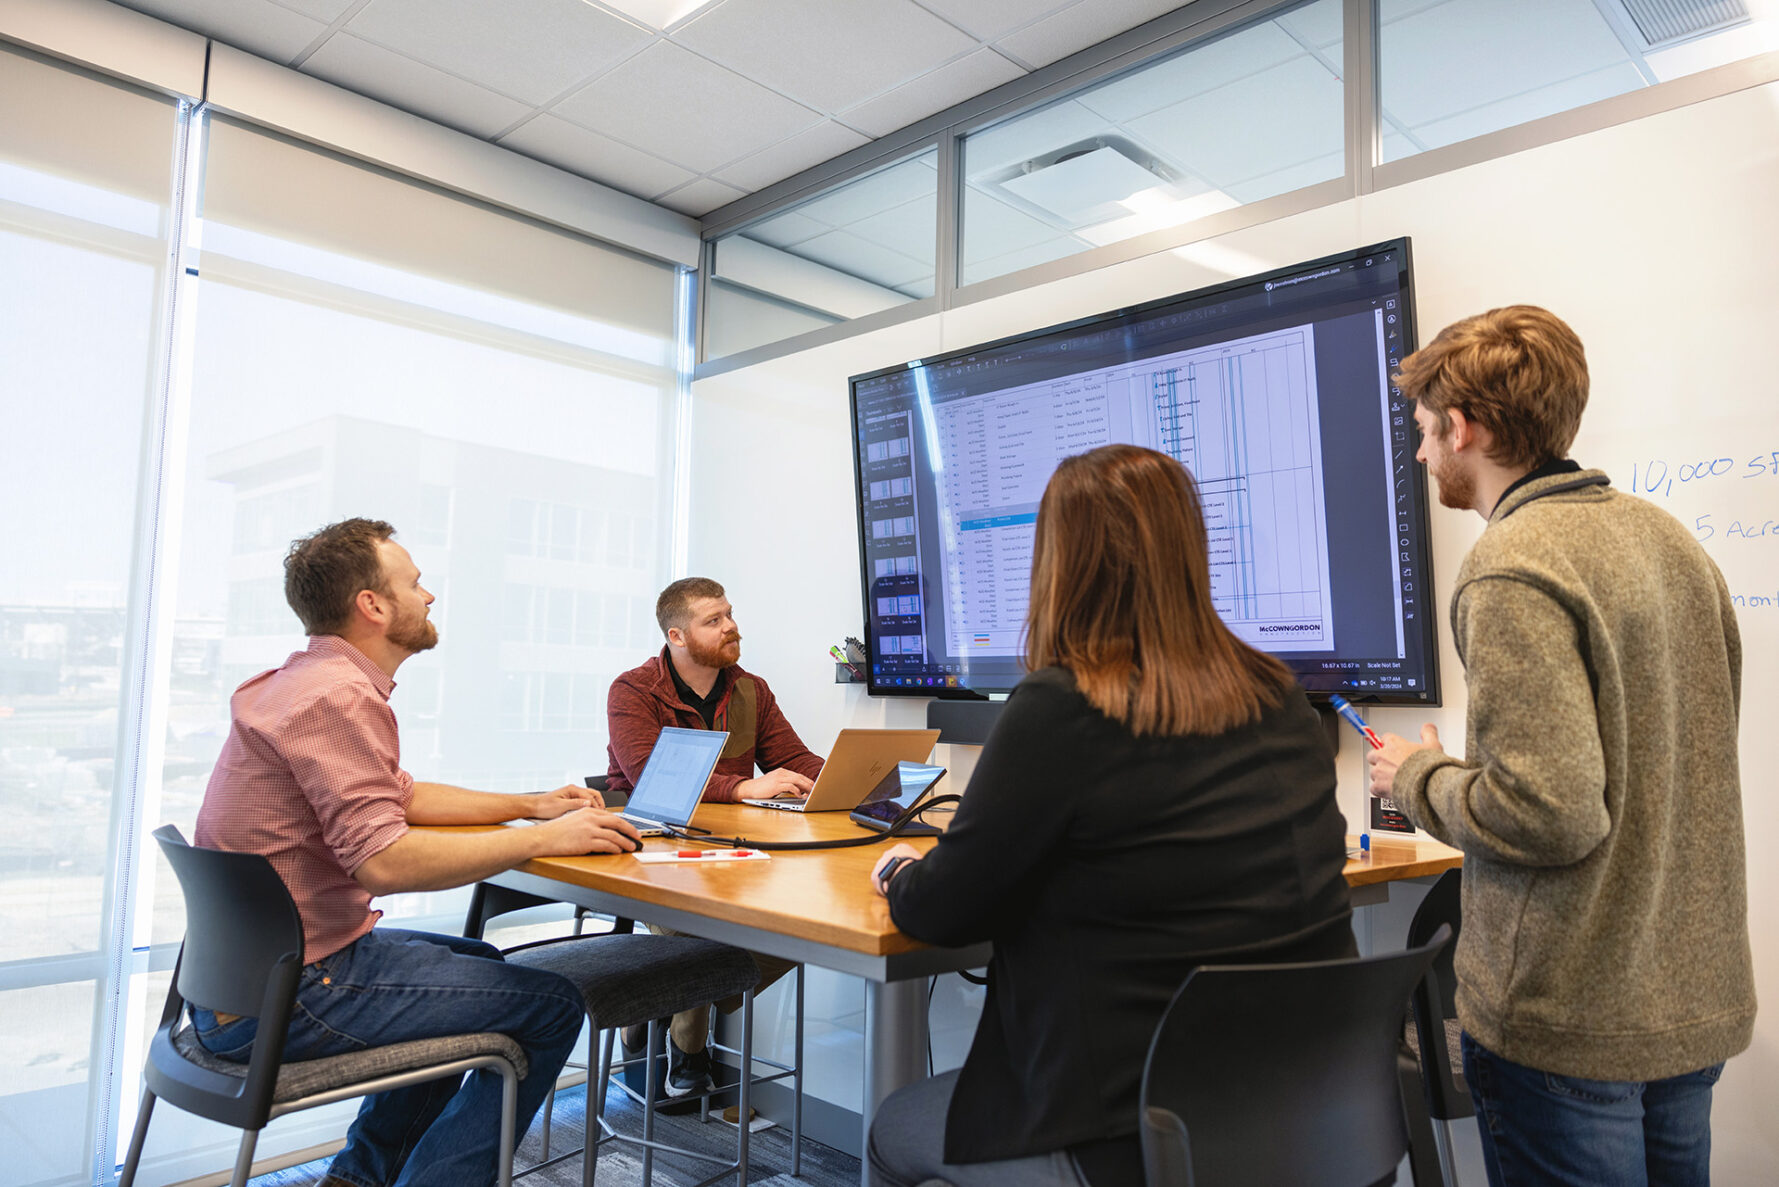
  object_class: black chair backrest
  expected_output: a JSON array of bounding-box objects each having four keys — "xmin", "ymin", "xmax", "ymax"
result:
[
  {"xmin": 585, "ymin": 773, "xmax": 627, "ymax": 808},
  {"xmin": 1405, "ymin": 868, "xmax": 1468, "ymax": 1119},
  {"xmin": 155, "ymin": 824, "xmax": 306, "ymax": 1020},
  {"xmin": 1140, "ymin": 925, "xmax": 1450, "ymax": 1187},
  {"xmin": 1406, "ymin": 868, "xmax": 1460, "ymax": 1018},
  {"xmin": 149, "ymin": 824, "xmax": 309, "ymax": 1128}
]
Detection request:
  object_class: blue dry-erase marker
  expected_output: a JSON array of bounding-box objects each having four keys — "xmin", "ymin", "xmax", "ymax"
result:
[{"xmin": 1329, "ymin": 693, "xmax": 1384, "ymax": 750}]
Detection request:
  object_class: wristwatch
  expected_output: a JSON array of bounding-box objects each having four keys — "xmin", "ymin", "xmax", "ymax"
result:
[{"xmin": 876, "ymin": 855, "xmax": 915, "ymax": 891}]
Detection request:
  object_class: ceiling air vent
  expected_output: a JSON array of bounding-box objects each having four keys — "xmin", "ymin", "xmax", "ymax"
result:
[
  {"xmin": 1615, "ymin": 0, "xmax": 1749, "ymax": 50},
  {"xmin": 985, "ymin": 136, "xmax": 1183, "ymax": 228}
]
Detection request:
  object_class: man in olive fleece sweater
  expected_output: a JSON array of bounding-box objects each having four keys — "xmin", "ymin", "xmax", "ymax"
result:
[{"xmin": 1369, "ymin": 307, "xmax": 1753, "ymax": 1187}]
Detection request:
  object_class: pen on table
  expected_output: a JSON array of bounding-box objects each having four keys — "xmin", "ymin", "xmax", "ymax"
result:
[
  {"xmin": 1330, "ymin": 694, "xmax": 1381, "ymax": 854},
  {"xmin": 676, "ymin": 849, "xmax": 755, "ymax": 859}
]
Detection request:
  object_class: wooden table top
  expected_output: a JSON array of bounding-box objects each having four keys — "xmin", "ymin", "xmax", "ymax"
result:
[
  {"xmin": 1343, "ymin": 834, "xmax": 1464, "ymax": 888},
  {"xmin": 441, "ymin": 809, "xmax": 1460, "ymax": 960}
]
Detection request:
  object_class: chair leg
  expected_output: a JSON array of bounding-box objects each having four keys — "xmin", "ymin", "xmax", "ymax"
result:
[
  {"xmin": 1399, "ymin": 1049, "xmax": 1443, "ymax": 1187},
  {"xmin": 588, "ymin": 1026, "xmax": 618, "ymax": 1187},
  {"xmin": 498, "ymin": 1061, "xmax": 518, "ymax": 1187},
  {"xmin": 642, "ymin": 1018, "xmax": 659, "ymax": 1187},
  {"xmin": 228, "ymin": 1129, "xmax": 261, "ymax": 1187},
  {"xmin": 117, "ymin": 1087, "xmax": 157, "ymax": 1187},
  {"xmin": 737, "ymin": 987, "xmax": 753, "ymax": 1187},
  {"xmin": 540, "ymin": 1066, "xmax": 557, "ymax": 1157},
  {"xmin": 1434, "ymin": 1118, "xmax": 1462, "ymax": 1187},
  {"xmin": 793, "ymin": 963, "xmax": 804, "ymax": 1178}
]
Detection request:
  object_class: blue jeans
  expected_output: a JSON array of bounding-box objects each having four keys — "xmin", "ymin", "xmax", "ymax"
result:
[
  {"xmin": 1461, "ymin": 1031, "xmax": 1723, "ymax": 1187},
  {"xmin": 192, "ymin": 928, "xmax": 584, "ymax": 1187}
]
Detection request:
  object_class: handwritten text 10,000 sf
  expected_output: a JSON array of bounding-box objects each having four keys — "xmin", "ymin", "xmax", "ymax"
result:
[{"xmin": 1628, "ymin": 452, "xmax": 1779, "ymax": 499}]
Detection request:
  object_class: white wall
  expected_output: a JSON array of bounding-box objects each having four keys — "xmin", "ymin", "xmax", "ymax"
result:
[{"xmin": 689, "ymin": 81, "xmax": 1779, "ymax": 1177}]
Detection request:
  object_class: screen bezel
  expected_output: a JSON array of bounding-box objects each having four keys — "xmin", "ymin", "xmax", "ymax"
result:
[{"xmin": 847, "ymin": 237, "xmax": 1438, "ymax": 708}]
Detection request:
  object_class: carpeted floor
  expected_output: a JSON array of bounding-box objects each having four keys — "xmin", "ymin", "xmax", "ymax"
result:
[{"xmin": 250, "ymin": 1076, "xmax": 861, "ymax": 1187}]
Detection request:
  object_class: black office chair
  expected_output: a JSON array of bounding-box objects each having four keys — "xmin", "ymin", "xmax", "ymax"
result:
[
  {"xmin": 121, "ymin": 826, "xmax": 524, "ymax": 1187},
  {"xmin": 1139, "ymin": 925, "xmax": 1451, "ymax": 1187},
  {"xmin": 1402, "ymin": 870, "xmax": 1469, "ymax": 1187}
]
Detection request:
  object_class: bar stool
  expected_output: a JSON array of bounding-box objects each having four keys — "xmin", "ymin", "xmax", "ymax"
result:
[{"xmin": 504, "ymin": 933, "xmax": 763, "ymax": 1186}]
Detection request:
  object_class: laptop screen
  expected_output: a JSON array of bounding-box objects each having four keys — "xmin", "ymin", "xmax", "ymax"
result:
[
  {"xmin": 851, "ymin": 762, "xmax": 947, "ymax": 828},
  {"xmin": 625, "ymin": 727, "xmax": 727, "ymax": 826}
]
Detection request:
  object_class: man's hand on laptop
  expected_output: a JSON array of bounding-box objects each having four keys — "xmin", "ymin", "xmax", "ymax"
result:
[
  {"xmin": 527, "ymin": 783, "xmax": 605, "ymax": 818},
  {"xmin": 532, "ymin": 807, "xmax": 641, "ymax": 855},
  {"xmin": 738, "ymin": 768, "xmax": 816, "ymax": 801}
]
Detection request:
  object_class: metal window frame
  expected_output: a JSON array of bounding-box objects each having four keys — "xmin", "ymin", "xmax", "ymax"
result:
[{"xmin": 693, "ymin": 0, "xmax": 1779, "ymax": 378}]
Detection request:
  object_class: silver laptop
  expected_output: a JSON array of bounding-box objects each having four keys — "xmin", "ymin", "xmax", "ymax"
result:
[
  {"xmin": 618, "ymin": 727, "xmax": 728, "ymax": 836},
  {"xmin": 742, "ymin": 728, "xmax": 941, "ymax": 813}
]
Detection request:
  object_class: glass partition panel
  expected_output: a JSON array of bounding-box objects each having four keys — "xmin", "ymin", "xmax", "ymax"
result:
[
  {"xmin": 1379, "ymin": 0, "xmax": 1777, "ymax": 163},
  {"xmin": 0, "ymin": 44, "xmax": 174, "ymax": 1187},
  {"xmin": 960, "ymin": 0, "xmax": 1344, "ymax": 287},
  {"xmin": 706, "ymin": 149, "xmax": 937, "ymax": 359}
]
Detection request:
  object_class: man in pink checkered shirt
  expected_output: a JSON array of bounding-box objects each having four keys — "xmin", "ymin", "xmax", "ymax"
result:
[{"xmin": 192, "ymin": 518, "xmax": 639, "ymax": 1187}]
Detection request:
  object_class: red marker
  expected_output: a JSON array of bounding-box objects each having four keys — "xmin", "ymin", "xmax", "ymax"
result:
[{"xmin": 675, "ymin": 849, "xmax": 755, "ymax": 858}]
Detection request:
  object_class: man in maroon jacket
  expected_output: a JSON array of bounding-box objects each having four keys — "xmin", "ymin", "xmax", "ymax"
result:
[{"xmin": 605, "ymin": 576, "xmax": 822, "ymax": 1093}]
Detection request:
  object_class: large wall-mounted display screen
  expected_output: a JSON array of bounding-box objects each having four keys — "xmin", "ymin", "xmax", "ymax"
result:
[{"xmin": 849, "ymin": 238, "xmax": 1439, "ymax": 705}]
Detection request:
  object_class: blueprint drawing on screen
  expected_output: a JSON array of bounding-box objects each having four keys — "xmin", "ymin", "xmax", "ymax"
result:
[{"xmin": 927, "ymin": 322, "xmax": 1335, "ymax": 655}]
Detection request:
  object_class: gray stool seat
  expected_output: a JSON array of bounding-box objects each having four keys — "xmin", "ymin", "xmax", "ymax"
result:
[
  {"xmin": 172, "ymin": 1027, "xmax": 529, "ymax": 1105},
  {"xmin": 506, "ymin": 934, "xmax": 758, "ymax": 1029},
  {"xmin": 501, "ymin": 932, "xmax": 765, "ymax": 1186}
]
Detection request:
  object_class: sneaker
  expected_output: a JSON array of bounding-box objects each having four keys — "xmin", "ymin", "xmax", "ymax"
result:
[{"xmin": 665, "ymin": 1040, "xmax": 714, "ymax": 1098}]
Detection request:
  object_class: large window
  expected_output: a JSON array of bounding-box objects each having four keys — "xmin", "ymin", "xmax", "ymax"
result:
[
  {"xmin": 0, "ymin": 45, "xmax": 176, "ymax": 1187},
  {"xmin": 108, "ymin": 118, "xmax": 682, "ymax": 1181},
  {"xmin": 1, "ymin": 52, "xmax": 684, "ymax": 1185}
]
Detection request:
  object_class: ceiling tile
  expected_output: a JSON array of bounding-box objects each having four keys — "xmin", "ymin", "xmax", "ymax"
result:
[
  {"xmin": 674, "ymin": 0, "xmax": 978, "ymax": 112},
  {"xmin": 739, "ymin": 210, "xmax": 831, "ymax": 247},
  {"xmin": 790, "ymin": 154, "xmax": 936, "ymax": 227},
  {"xmin": 552, "ymin": 41, "xmax": 821, "ymax": 174},
  {"xmin": 655, "ymin": 177, "xmax": 749, "ymax": 216},
  {"xmin": 276, "ymin": 0, "xmax": 361, "ymax": 20},
  {"xmin": 845, "ymin": 196, "xmax": 937, "ymax": 262},
  {"xmin": 114, "ymin": 0, "xmax": 327, "ymax": 64},
  {"xmin": 995, "ymin": 0, "xmax": 1187, "ymax": 70},
  {"xmin": 960, "ymin": 186, "xmax": 1072, "ymax": 258},
  {"xmin": 500, "ymin": 115, "xmax": 698, "ymax": 199},
  {"xmin": 346, "ymin": 0, "xmax": 655, "ymax": 106},
  {"xmin": 1074, "ymin": 20, "xmax": 1303, "ymax": 125},
  {"xmin": 1275, "ymin": 0, "xmax": 1345, "ymax": 51},
  {"xmin": 1223, "ymin": 149, "xmax": 1342, "ymax": 204},
  {"xmin": 960, "ymin": 235, "xmax": 1085, "ymax": 286},
  {"xmin": 840, "ymin": 47, "xmax": 1027, "ymax": 139},
  {"xmin": 1406, "ymin": 62, "xmax": 1645, "ymax": 153},
  {"xmin": 714, "ymin": 121, "xmax": 872, "ymax": 193},
  {"xmin": 301, "ymin": 34, "xmax": 533, "ymax": 138},
  {"xmin": 791, "ymin": 229, "xmax": 931, "ymax": 288},
  {"xmin": 912, "ymin": 0, "xmax": 1075, "ymax": 42},
  {"xmin": 1125, "ymin": 56, "xmax": 1343, "ymax": 189},
  {"xmin": 1379, "ymin": 0, "xmax": 1631, "ymax": 127}
]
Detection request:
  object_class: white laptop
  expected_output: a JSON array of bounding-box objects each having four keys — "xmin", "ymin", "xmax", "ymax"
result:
[
  {"xmin": 741, "ymin": 728, "xmax": 941, "ymax": 813},
  {"xmin": 617, "ymin": 727, "xmax": 728, "ymax": 836}
]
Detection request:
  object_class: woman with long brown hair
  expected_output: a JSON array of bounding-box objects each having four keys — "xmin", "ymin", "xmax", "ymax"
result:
[{"xmin": 865, "ymin": 444, "xmax": 1355, "ymax": 1187}]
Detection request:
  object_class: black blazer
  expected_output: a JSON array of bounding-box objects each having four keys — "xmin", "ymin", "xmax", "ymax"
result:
[{"xmin": 888, "ymin": 666, "xmax": 1355, "ymax": 1177}]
